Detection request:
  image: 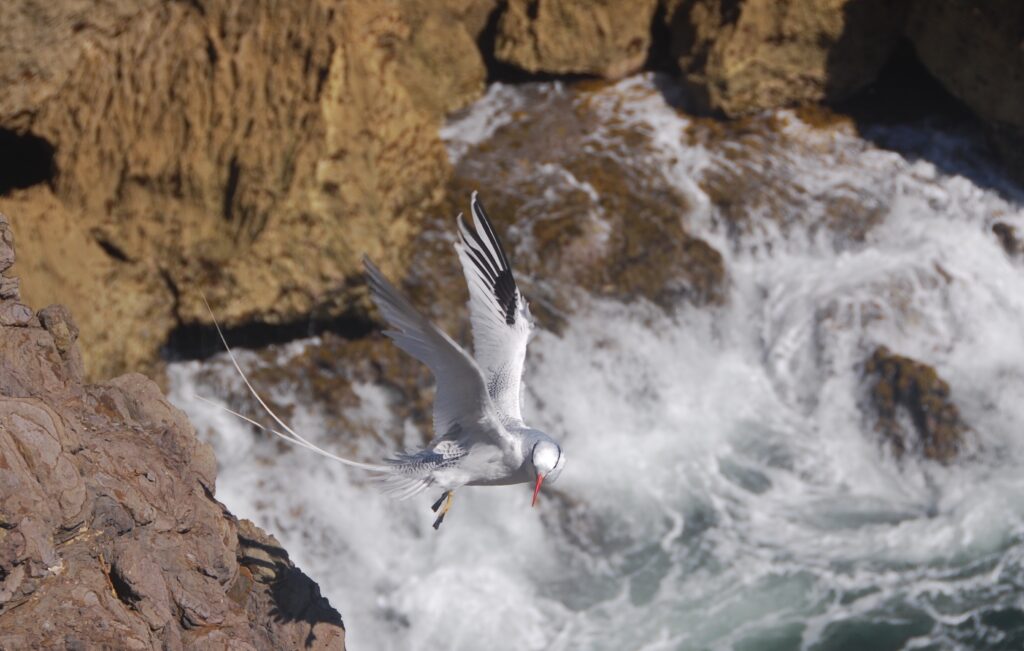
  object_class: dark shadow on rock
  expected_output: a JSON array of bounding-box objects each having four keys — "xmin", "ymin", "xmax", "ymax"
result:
[
  {"xmin": 238, "ymin": 534, "xmax": 345, "ymax": 649},
  {"xmin": 269, "ymin": 565, "xmax": 345, "ymax": 648},
  {"xmin": 161, "ymin": 307, "xmax": 374, "ymax": 362},
  {"xmin": 0, "ymin": 128, "xmax": 55, "ymax": 195},
  {"xmin": 828, "ymin": 11, "xmax": 1024, "ymax": 201}
]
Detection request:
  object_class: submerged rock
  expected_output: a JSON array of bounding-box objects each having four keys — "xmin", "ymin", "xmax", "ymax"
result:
[
  {"xmin": 0, "ymin": 216, "xmax": 345, "ymax": 648},
  {"xmin": 436, "ymin": 81, "xmax": 726, "ymax": 325},
  {"xmin": 864, "ymin": 346, "xmax": 967, "ymax": 463},
  {"xmin": 993, "ymin": 222, "xmax": 1024, "ymax": 258}
]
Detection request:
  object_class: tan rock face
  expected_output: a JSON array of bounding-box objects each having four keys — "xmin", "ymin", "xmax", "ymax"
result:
[
  {"xmin": 666, "ymin": 0, "xmax": 907, "ymax": 116},
  {"xmin": 396, "ymin": 0, "xmax": 497, "ymax": 116},
  {"xmin": 495, "ymin": 0, "xmax": 660, "ymax": 79},
  {"xmin": 0, "ymin": 0, "xmax": 483, "ymax": 380},
  {"xmin": 0, "ymin": 215, "xmax": 345, "ymax": 650}
]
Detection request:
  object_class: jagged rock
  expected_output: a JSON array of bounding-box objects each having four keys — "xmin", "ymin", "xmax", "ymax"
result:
[
  {"xmin": 0, "ymin": 0, "xmax": 482, "ymax": 380},
  {"xmin": 495, "ymin": 0, "xmax": 659, "ymax": 79},
  {"xmin": 864, "ymin": 346, "xmax": 966, "ymax": 462},
  {"xmin": 906, "ymin": 0, "xmax": 1024, "ymax": 182},
  {"xmin": 0, "ymin": 216, "xmax": 31, "ymax": 327},
  {"xmin": 0, "ymin": 214, "xmax": 14, "ymax": 273},
  {"xmin": 0, "ymin": 216, "xmax": 345, "ymax": 649},
  {"xmin": 665, "ymin": 0, "xmax": 907, "ymax": 116}
]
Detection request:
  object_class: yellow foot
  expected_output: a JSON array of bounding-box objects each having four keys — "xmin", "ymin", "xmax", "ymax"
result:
[{"xmin": 432, "ymin": 491, "xmax": 454, "ymax": 530}]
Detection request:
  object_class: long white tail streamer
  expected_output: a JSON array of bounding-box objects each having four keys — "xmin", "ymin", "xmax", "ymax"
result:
[{"xmin": 196, "ymin": 295, "xmax": 390, "ymax": 473}]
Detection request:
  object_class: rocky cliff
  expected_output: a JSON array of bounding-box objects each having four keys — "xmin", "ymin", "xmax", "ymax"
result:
[
  {"xmin": 0, "ymin": 215, "xmax": 345, "ymax": 649},
  {"xmin": 1, "ymin": 0, "xmax": 1021, "ymax": 382}
]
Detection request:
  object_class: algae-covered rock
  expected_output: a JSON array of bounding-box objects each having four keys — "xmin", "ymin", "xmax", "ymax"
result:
[
  {"xmin": 436, "ymin": 81, "xmax": 726, "ymax": 324},
  {"xmin": 864, "ymin": 346, "xmax": 966, "ymax": 462}
]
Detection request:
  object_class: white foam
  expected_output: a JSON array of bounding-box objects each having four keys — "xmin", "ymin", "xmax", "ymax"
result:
[{"xmin": 168, "ymin": 74, "xmax": 1024, "ymax": 649}]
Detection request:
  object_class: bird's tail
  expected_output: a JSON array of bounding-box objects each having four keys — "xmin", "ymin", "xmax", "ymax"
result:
[{"xmin": 194, "ymin": 295, "xmax": 391, "ymax": 474}]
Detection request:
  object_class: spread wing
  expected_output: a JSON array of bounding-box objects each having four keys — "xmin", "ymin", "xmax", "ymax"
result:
[
  {"xmin": 364, "ymin": 256, "xmax": 510, "ymax": 447},
  {"xmin": 454, "ymin": 192, "xmax": 534, "ymax": 426}
]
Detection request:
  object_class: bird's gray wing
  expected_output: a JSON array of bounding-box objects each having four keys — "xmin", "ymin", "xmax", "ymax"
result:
[
  {"xmin": 364, "ymin": 256, "xmax": 514, "ymax": 448},
  {"xmin": 454, "ymin": 192, "xmax": 535, "ymax": 426}
]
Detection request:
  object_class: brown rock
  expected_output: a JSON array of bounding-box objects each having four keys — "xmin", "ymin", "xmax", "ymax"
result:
[
  {"xmin": 0, "ymin": 0, "xmax": 481, "ymax": 380},
  {"xmin": 0, "ymin": 214, "xmax": 346, "ymax": 649},
  {"xmin": 435, "ymin": 81, "xmax": 727, "ymax": 322},
  {"xmin": 993, "ymin": 222, "xmax": 1024, "ymax": 258},
  {"xmin": 37, "ymin": 304, "xmax": 78, "ymax": 353},
  {"xmin": 0, "ymin": 213, "xmax": 13, "ymax": 272},
  {"xmin": 666, "ymin": 0, "xmax": 907, "ymax": 116},
  {"xmin": 495, "ymin": 0, "xmax": 659, "ymax": 79},
  {"xmin": 864, "ymin": 346, "xmax": 967, "ymax": 462},
  {"xmin": 0, "ymin": 300, "xmax": 32, "ymax": 327}
]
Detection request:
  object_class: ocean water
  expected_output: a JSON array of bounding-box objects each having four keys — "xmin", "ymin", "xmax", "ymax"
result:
[{"xmin": 168, "ymin": 75, "xmax": 1024, "ymax": 650}]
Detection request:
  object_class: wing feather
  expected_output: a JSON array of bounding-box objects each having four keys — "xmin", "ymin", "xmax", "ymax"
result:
[
  {"xmin": 364, "ymin": 256, "xmax": 510, "ymax": 448},
  {"xmin": 454, "ymin": 192, "xmax": 534, "ymax": 425}
]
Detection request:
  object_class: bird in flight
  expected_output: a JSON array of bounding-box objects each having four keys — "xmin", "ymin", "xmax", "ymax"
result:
[{"xmin": 200, "ymin": 192, "xmax": 565, "ymax": 529}]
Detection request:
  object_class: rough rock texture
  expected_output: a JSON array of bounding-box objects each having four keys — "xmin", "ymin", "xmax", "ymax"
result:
[
  {"xmin": 495, "ymin": 0, "xmax": 660, "ymax": 79},
  {"xmin": 397, "ymin": 0, "xmax": 497, "ymax": 117},
  {"xmin": 906, "ymin": 0, "xmax": 1024, "ymax": 182},
  {"xmin": 0, "ymin": 0, "xmax": 484, "ymax": 380},
  {"xmin": 665, "ymin": 0, "xmax": 907, "ymax": 116},
  {"xmin": 437, "ymin": 82, "xmax": 726, "ymax": 327},
  {"xmin": 864, "ymin": 346, "xmax": 967, "ymax": 463},
  {"xmin": 0, "ymin": 215, "xmax": 345, "ymax": 649}
]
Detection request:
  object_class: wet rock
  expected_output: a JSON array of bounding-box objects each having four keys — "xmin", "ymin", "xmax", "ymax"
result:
[
  {"xmin": 495, "ymin": 0, "xmax": 659, "ymax": 79},
  {"xmin": 0, "ymin": 215, "xmax": 346, "ymax": 649},
  {"xmin": 434, "ymin": 81, "xmax": 727, "ymax": 325},
  {"xmin": 864, "ymin": 346, "xmax": 966, "ymax": 462},
  {"xmin": 685, "ymin": 111, "xmax": 889, "ymax": 244},
  {"xmin": 992, "ymin": 222, "xmax": 1024, "ymax": 258},
  {"xmin": 664, "ymin": 0, "xmax": 907, "ymax": 116}
]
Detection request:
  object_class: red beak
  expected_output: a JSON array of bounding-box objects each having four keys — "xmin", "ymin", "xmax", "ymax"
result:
[{"xmin": 531, "ymin": 473, "xmax": 545, "ymax": 507}]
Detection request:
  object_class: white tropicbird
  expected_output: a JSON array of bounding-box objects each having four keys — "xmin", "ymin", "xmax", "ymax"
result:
[{"xmin": 200, "ymin": 192, "xmax": 565, "ymax": 529}]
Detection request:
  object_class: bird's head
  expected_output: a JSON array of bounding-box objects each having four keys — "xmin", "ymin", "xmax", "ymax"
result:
[{"xmin": 530, "ymin": 440, "xmax": 565, "ymax": 507}]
